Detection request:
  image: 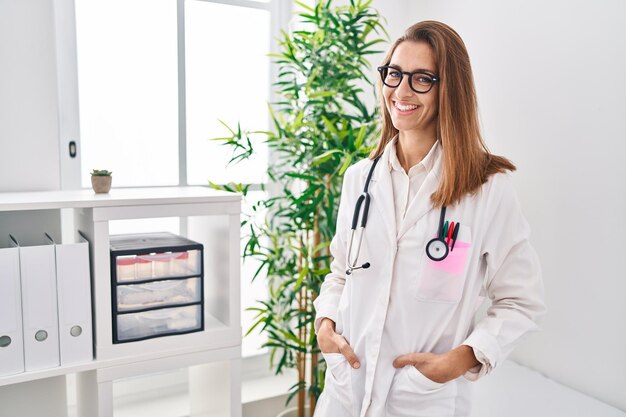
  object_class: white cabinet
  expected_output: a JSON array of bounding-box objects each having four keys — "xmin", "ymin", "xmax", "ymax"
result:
[{"xmin": 0, "ymin": 187, "xmax": 242, "ymax": 417}]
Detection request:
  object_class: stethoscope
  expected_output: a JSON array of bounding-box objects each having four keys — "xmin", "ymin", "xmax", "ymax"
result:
[{"xmin": 345, "ymin": 157, "xmax": 460, "ymax": 275}]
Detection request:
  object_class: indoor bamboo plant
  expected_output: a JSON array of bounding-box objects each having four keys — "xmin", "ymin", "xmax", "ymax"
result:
[{"xmin": 212, "ymin": 1, "xmax": 387, "ymax": 415}]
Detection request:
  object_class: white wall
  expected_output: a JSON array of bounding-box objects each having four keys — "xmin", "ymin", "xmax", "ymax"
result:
[
  {"xmin": 367, "ymin": 0, "xmax": 409, "ymax": 80},
  {"xmin": 0, "ymin": 0, "xmax": 62, "ymax": 192},
  {"xmin": 370, "ymin": 0, "xmax": 409, "ymax": 41},
  {"xmin": 407, "ymin": 0, "xmax": 626, "ymax": 411}
]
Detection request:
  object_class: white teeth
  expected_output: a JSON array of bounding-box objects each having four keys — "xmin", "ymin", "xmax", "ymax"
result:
[{"xmin": 394, "ymin": 102, "xmax": 417, "ymax": 111}]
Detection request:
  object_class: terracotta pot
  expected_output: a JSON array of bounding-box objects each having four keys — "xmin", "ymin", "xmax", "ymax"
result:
[{"xmin": 91, "ymin": 176, "xmax": 112, "ymax": 193}]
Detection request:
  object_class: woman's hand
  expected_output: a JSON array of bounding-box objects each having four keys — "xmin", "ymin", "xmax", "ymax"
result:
[
  {"xmin": 392, "ymin": 345, "xmax": 480, "ymax": 384},
  {"xmin": 318, "ymin": 318, "xmax": 361, "ymax": 369}
]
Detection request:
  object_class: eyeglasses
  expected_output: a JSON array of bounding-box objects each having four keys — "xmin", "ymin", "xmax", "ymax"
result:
[{"xmin": 377, "ymin": 65, "xmax": 440, "ymax": 94}]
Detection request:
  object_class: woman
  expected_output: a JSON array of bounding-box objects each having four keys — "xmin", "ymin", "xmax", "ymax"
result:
[{"xmin": 313, "ymin": 21, "xmax": 545, "ymax": 417}]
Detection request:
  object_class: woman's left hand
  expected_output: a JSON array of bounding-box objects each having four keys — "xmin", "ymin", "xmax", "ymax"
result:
[{"xmin": 392, "ymin": 345, "xmax": 480, "ymax": 384}]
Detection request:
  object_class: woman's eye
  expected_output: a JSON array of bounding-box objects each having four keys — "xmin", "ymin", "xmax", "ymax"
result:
[
  {"xmin": 388, "ymin": 71, "xmax": 401, "ymax": 78},
  {"xmin": 414, "ymin": 76, "xmax": 433, "ymax": 84}
]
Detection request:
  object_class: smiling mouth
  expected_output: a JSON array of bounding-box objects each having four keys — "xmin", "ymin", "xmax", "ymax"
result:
[{"xmin": 393, "ymin": 101, "xmax": 418, "ymax": 112}]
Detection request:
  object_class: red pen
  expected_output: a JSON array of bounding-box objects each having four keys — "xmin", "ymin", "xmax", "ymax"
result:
[
  {"xmin": 446, "ymin": 221, "xmax": 455, "ymax": 247},
  {"xmin": 451, "ymin": 223, "xmax": 460, "ymax": 251}
]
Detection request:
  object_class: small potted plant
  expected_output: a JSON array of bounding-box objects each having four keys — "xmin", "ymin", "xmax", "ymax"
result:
[{"xmin": 90, "ymin": 169, "xmax": 112, "ymax": 193}]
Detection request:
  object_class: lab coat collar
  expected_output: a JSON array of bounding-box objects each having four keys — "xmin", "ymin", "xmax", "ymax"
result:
[
  {"xmin": 363, "ymin": 138, "xmax": 443, "ymax": 242},
  {"xmin": 387, "ymin": 137, "xmax": 405, "ymax": 173}
]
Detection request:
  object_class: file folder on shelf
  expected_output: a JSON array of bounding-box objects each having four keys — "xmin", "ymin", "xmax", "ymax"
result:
[
  {"xmin": 0, "ymin": 242, "xmax": 24, "ymax": 376},
  {"xmin": 10, "ymin": 234, "xmax": 60, "ymax": 371},
  {"xmin": 51, "ymin": 232, "xmax": 93, "ymax": 366}
]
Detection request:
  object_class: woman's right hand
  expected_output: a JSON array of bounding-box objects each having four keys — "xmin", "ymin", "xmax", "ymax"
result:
[{"xmin": 318, "ymin": 318, "xmax": 361, "ymax": 369}]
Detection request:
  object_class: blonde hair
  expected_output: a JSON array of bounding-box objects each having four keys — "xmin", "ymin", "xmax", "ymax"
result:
[{"xmin": 370, "ymin": 21, "xmax": 515, "ymax": 207}]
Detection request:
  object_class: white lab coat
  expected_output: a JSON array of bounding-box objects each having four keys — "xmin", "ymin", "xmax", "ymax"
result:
[{"xmin": 313, "ymin": 141, "xmax": 545, "ymax": 417}]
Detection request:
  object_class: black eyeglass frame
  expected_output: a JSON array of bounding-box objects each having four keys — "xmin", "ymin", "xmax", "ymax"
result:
[{"xmin": 377, "ymin": 65, "xmax": 440, "ymax": 94}]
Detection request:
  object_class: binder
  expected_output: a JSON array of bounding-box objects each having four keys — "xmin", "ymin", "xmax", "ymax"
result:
[
  {"xmin": 11, "ymin": 234, "xmax": 60, "ymax": 371},
  {"xmin": 51, "ymin": 232, "xmax": 93, "ymax": 365},
  {"xmin": 0, "ymin": 242, "xmax": 24, "ymax": 376}
]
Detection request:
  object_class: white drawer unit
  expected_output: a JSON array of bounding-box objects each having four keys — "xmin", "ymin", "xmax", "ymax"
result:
[
  {"xmin": 116, "ymin": 277, "xmax": 202, "ymax": 312},
  {"xmin": 116, "ymin": 304, "xmax": 202, "ymax": 342},
  {"xmin": 115, "ymin": 250, "xmax": 202, "ymax": 282},
  {"xmin": 110, "ymin": 232, "xmax": 204, "ymax": 344}
]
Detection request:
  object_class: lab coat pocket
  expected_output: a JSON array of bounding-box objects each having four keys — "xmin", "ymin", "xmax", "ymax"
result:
[
  {"xmin": 386, "ymin": 366, "xmax": 457, "ymax": 417},
  {"xmin": 417, "ymin": 225, "xmax": 472, "ymax": 303},
  {"xmin": 405, "ymin": 366, "xmax": 445, "ymax": 391},
  {"xmin": 322, "ymin": 353, "xmax": 353, "ymax": 413}
]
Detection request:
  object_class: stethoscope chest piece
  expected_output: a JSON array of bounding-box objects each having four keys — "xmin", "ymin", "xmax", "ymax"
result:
[
  {"xmin": 425, "ymin": 205, "xmax": 461, "ymax": 262},
  {"xmin": 426, "ymin": 237, "xmax": 449, "ymax": 261}
]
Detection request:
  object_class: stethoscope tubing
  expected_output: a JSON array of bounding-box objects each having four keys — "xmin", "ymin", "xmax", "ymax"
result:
[
  {"xmin": 346, "ymin": 157, "xmax": 380, "ymax": 274},
  {"xmin": 437, "ymin": 206, "xmax": 446, "ymax": 237},
  {"xmin": 351, "ymin": 193, "xmax": 370, "ymax": 230},
  {"xmin": 349, "ymin": 156, "xmax": 380, "ymax": 232}
]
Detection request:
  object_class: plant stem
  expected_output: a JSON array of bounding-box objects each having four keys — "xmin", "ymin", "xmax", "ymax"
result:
[
  {"xmin": 298, "ymin": 235, "xmax": 305, "ymax": 417},
  {"xmin": 310, "ymin": 198, "xmax": 323, "ymax": 414}
]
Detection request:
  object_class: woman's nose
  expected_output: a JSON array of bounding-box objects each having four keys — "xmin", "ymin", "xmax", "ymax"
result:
[{"xmin": 395, "ymin": 74, "xmax": 414, "ymax": 97}]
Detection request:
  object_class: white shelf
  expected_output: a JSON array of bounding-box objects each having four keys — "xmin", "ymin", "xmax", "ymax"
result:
[
  {"xmin": 0, "ymin": 186, "xmax": 242, "ymax": 417},
  {"xmin": 0, "ymin": 186, "xmax": 239, "ymax": 211},
  {"xmin": 0, "ymin": 343, "xmax": 241, "ymax": 388}
]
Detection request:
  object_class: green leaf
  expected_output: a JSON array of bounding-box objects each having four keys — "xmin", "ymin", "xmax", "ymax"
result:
[
  {"xmin": 285, "ymin": 172, "xmax": 319, "ymax": 182},
  {"xmin": 295, "ymin": 265, "xmax": 309, "ymax": 289},
  {"xmin": 354, "ymin": 124, "xmax": 368, "ymax": 148},
  {"xmin": 308, "ymin": 91, "xmax": 336, "ymax": 98},
  {"xmin": 311, "ymin": 149, "xmax": 341, "ymax": 166},
  {"xmin": 293, "ymin": 0, "xmax": 314, "ymax": 12},
  {"xmin": 321, "ymin": 115, "xmax": 339, "ymax": 137},
  {"xmin": 245, "ymin": 315, "xmax": 267, "ymax": 336},
  {"xmin": 293, "ymin": 110, "xmax": 304, "ymax": 128},
  {"xmin": 339, "ymin": 153, "xmax": 353, "ymax": 175},
  {"xmin": 217, "ymin": 119, "xmax": 236, "ymax": 136}
]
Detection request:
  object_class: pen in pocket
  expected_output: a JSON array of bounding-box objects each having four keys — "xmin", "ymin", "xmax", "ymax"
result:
[{"xmin": 450, "ymin": 223, "xmax": 460, "ymax": 251}]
